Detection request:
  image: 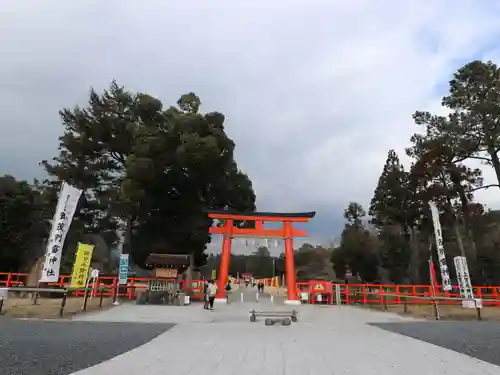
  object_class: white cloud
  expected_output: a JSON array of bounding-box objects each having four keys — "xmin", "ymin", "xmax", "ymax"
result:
[{"xmin": 2, "ymin": 0, "xmax": 500, "ymax": 244}]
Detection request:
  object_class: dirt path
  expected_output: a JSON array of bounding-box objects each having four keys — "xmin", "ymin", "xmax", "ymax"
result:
[
  {"xmin": 364, "ymin": 303, "xmax": 500, "ymax": 321},
  {"xmin": 1, "ymin": 296, "xmax": 116, "ymax": 319}
]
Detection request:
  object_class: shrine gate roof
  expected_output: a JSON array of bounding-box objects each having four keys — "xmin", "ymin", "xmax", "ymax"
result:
[{"xmin": 204, "ymin": 210, "xmax": 316, "ymax": 219}]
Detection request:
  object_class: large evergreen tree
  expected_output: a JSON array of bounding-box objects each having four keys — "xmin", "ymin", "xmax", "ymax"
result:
[
  {"xmin": 42, "ymin": 82, "xmax": 256, "ymax": 268},
  {"xmin": 441, "ymin": 61, "xmax": 500, "ymax": 188},
  {"xmin": 332, "ymin": 202, "xmax": 379, "ymax": 282},
  {"xmin": 369, "ymin": 150, "xmax": 414, "ymax": 282}
]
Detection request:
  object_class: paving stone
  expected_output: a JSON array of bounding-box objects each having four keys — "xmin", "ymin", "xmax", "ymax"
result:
[{"xmin": 71, "ymin": 297, "xmax": 500, "ymax": 375}]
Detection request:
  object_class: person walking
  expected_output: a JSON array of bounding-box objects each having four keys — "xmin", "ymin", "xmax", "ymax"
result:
[
  {"xmin": 225, "ymin": 280, "xmax": 232, "ymax": 304},
  {"xmin": 203, "ymin": 281, "xmax": 209, "ymax": 309},
  {"xmin": 258, "ymin": 281, "xmax": 264, "ymax": 293},
  {"xmin": 207, "ymin": 280, "xmax": 218, "ymax": 310}
]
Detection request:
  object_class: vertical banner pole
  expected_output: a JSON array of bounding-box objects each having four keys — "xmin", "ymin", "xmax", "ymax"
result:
[{"xmin": 428, "ymin": 201, "xmax": 452, "ymax": 291}]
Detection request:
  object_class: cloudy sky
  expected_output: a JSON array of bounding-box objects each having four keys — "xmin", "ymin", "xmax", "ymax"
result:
[{"xmin": 2, "ymin": 0, "xmax": 500, "ymax": 253}]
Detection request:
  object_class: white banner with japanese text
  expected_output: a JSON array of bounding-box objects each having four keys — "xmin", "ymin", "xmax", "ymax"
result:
[
  {"xmin": 453, "ymin": 256, "xmax": 480, "ymax": 308},
  {"xmin": 428, "ymin": 201, "xmax": 452, "ymax": 291},
  {"xmin": 39, "ymin": 182, "xmax": 82, "ymax": 283}
]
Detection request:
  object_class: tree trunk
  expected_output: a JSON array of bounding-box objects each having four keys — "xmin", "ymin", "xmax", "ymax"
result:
[
  {"xmin": 407, "ymin": 226, "xmax": 420, "ymax": 284},
  {"xmin": 488, "ymin": 146, "xmax": 500, "ymax": 188},
  {"xmin": 184, "ymin": 252, "xmax": 195, "ymax": 281},
  {"xmin": 452, "ymin": 178, "xmax": 478, "ymax": 262},
  {"xmin": 452, "ymin": 221, "xmax": 466, "ymax": 257},
  {"xmin": 122, "ymin": 217, "xmax": 133, "ymax": 255},
  {"xmin": 24, "ymin": 239, "xmax": 46, "ymax": 275},
  {"xmin": 26, "ymin": 256, "xmax": 44, "ymax": 287},
  {"xmin": 446, "ymin": 196, "xmax": 466, "ymax": 258}
]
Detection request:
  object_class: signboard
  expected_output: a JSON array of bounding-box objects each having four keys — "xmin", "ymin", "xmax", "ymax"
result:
[
  {"xmin": 154, "ymin": 268, "xmax": 177, "ymax": 278},
  {"xmin": 118, "ymin": 254, "xmax": 129, "ymax": 285},
  {"xmin": 428, "ymin": 201, "xmax": 452, "ymax": 291},
  {"xmin": 453, "ymin": 256, "xmax": 481, "ymax": 309},
  {"xmin": 70, "ymin": 243, "xmax": 95, "ymax": 288},
  {"xmin": 40, "ymin": 182, "xmax": 82, "ymax": 282},
  {"xmin": 88, "ymin": 268, "xmax": 100, "ymax": 298},
  {"xmin": 314, "ymin": 283, "xmax": 325, "ymax": 291},
  {"xmin": 90, "ymin": 269, "xmax": 100, "ymax": 279}
]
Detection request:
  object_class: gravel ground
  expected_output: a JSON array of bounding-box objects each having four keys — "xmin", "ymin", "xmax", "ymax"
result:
[
  {"xmin": 371, "ymin": 321, "xmax": 500, "ymax": 366},
  {"xmin": 0, "ymin": 319, "xmax": 174, "ymax": 375}
]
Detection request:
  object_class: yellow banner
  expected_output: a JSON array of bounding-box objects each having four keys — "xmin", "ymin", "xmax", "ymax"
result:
[
  {"xmin": 211, "ymin": 268, "xmax": 217, "ymax": 280},
  {"xmin": 70, "ymin": 243, "xmax": 95, "ymax": 288}
]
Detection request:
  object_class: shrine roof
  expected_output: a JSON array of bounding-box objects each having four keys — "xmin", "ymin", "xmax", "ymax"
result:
[
  {"xmin": 204, "ymin": 210, "xmax": 316, "ymax": 219},
  {"xmin": 145, "ymin": 253, "xmax": 190, "ymax": 268}
]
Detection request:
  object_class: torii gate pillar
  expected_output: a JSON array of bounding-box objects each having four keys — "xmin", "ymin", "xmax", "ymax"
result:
[{"xmin": 206, "ymin": 210, "xmax": 316, "ymax": 305}]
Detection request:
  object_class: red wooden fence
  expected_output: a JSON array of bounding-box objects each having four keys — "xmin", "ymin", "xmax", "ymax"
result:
[
  {"xmin": 0, "ymin": 272, "xmax": 205, "ymax": 301},
  {"xmin": 261, "ymin": 278, "xmax": 500, "ymax": 306},
  {"xmin": 2, "ymin": 272, "xmax": 500, "ymax": 306}
]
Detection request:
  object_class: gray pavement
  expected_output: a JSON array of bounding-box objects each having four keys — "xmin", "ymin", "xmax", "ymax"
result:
[
  {"xmin": 0, "ymin": 320, "xmax": 173, "ymax": 375},
  {"xmin": 372, "ymin": 321, "xmax": 500, "ymax": 367},
  {"xmin": 69, "ymin": 291, "xmax": 500, "ymax": 375}
]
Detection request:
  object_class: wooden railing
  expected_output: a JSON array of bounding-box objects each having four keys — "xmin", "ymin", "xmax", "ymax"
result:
[
  {"xmin": 0, "ymin": 272, "xmax": 205, "ymax": 301},
  {"xmin": 258, "ymin": 277, "xmax": 500, "ymax": 306},
  {"xmin": 336, "ymin": 284, "xmax": 500, "ymax": 306},
  {"xmin": 4, "ymin": 272, "xmax": 500, "ymax": 306}
]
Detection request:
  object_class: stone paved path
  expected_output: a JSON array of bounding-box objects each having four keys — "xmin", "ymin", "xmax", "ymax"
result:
[{"xmin": 70, "ymin": 292, "xmax": 500, "ymax": 375}]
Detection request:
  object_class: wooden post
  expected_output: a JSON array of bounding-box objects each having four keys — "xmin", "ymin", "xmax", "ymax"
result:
[
  {"xmin": 112, "ymin": 277, "xmax": 118, "ymax": 304},
  {"xmin": 82, "ymin": 288, "xmax": 90, "ymax": 311},
  {"xmin": 0, "ymin": 297, "xmax": 4, "ymax": 314},
  {"xmin": 432, "ymin": 296, "xmax": 440, "ymax": 320},
  {"xmin": 59, "ymin": 291, "xmax": 68, "ymax": 317},
  {"xmin": 99, "ymin": 288, "xmax": 104, "ymax": 308},
  {"xmin": 383, "ymin": 294, "xmax": 388, "ymax": 312},
  {"xmin": 33, "ymin": 290, "xmax": 39, "ymax": 305},
  {"xmin": 403, "ymin": 296, "xmax": 408, "ymax": 314}
]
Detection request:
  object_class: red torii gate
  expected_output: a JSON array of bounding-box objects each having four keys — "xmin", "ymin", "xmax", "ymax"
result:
[{"xmin": 206, "ymin": 210, "xmax": 316, "ymax": 305}]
